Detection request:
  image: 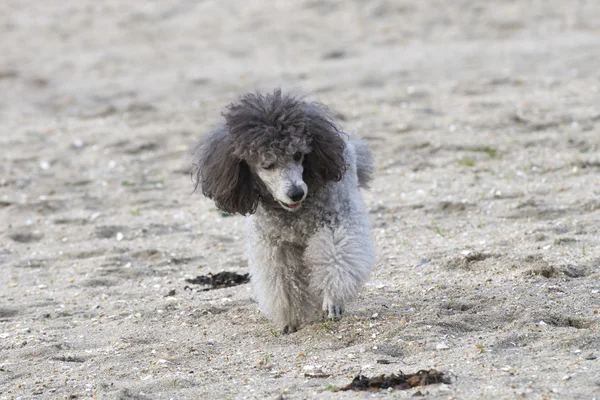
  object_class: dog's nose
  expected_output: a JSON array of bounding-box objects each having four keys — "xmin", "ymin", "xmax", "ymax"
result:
[{"xmin": 288, "ymin": 187, "xmax": 305, "ymax": 202}]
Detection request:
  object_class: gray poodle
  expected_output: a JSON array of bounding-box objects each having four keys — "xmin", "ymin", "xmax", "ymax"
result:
[{"xmin": 192, "ymin": 89, "xmax": 375, "ymax": 333}]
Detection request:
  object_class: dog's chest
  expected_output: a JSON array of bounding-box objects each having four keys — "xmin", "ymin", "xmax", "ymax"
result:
[
  {"xmin": 264, "ymin": 213, "xmax": 314, "ymax": 244},
  {"xmin": 250, "ymin": 208, "xmax": 325, "ymax": 246}
]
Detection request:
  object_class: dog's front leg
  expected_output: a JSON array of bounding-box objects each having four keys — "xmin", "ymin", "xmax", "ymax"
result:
[
  {"xmin": 247, "ymin": 232, "xmax": 310, "ymax": 333},
  {"xmin": 306, "ymin": 225, "xmax": 375, "ymax": 321}
]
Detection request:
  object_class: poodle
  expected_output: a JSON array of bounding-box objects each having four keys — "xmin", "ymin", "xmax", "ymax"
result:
[{"xmin": 191, "ymin": 89, "xmax": 376, "ymax": 333}]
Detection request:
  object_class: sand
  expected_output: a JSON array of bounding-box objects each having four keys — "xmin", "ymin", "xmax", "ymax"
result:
[{"xmin": 1, "ymin": 0, "xmax": 599, "ymax": 399}]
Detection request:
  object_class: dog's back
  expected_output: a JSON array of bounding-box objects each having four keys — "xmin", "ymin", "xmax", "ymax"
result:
[{"xmin": 352, "ymin": 139, "xmax": 374, "ymax": 189}]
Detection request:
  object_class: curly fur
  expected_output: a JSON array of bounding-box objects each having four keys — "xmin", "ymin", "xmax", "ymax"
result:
[
  {"xmin": 223, "ymin": 90, "xmax": 347, "ymax": 193},
  {"xmin": 191, "ymin": 124, "xmax": 259, "ymax": 215},
  {"xmin": 192, "ymin": 89, "xmax": 376, "ymax": 333}
]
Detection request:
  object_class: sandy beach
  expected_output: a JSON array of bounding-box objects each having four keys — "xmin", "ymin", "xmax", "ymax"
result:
[{"xmin": 1, "ymin": 1, "xmax": 599, "ymax": 398}]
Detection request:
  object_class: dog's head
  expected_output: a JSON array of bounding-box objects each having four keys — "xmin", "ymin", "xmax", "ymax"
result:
[{"xmin": 192, "ymin": 89, "xmax": 346, "ymax": 215}]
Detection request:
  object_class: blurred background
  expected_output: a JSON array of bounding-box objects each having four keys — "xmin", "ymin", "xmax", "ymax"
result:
[{"xmin": 2, "ymin": 0, "xmax": 599, "ymax": 118}]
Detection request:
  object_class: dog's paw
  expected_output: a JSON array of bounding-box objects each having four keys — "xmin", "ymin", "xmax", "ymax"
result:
[
  {"xmin": 323, "ymin": 299, "xmax": 344, "ymax": 321},
  {"xmin": 281, "ymin": 324, "xmax": 298, "ymax": 334}
]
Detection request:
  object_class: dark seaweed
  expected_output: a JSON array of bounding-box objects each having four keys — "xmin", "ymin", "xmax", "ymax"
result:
[
  {"xmin": 185, "ymin": 272, "xmax": 250, "ymax": 291},
  {"xmin": 338, "ymin": 369, "xmax": 450, "ymax": 392}
]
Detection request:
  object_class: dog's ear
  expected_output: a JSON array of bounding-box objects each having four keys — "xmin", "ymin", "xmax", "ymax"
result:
[
  {"xmin": 191, "ymin": 125, "xmax": 258, "ymax": 215},
  {"xmin": 303, "ymin": 110, "xmax": 347, "ymax": 188}
]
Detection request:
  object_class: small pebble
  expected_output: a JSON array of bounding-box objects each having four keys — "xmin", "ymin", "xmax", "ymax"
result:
[
  {"xmin": 436, "ymin": 343, "xmax": 450, "ymax": 350},
  {"xmin": 90, "ymin": 212, "xmax": 102, "ymax": 221}
]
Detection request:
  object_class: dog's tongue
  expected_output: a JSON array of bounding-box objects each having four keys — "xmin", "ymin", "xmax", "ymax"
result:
[{"xmin": 287, "ymin": 202, "xmax": 301, "ymax": 208}]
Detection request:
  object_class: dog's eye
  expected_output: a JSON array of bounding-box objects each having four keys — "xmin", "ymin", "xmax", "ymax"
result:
[
  {"xmin": 293, "ymin": 152, "xmax": 303, "ymax": 162},
  {"xmin": 263, "ymin": 163, "xmax": 275, "ymax": 170}
]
